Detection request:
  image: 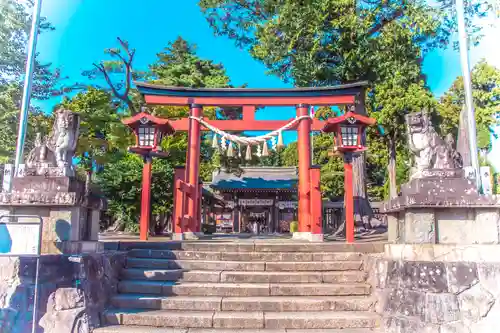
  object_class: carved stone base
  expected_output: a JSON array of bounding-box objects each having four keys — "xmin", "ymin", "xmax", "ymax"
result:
[
  {"xmin": 12, "ymin": 175, "xmax": 83, "ymax": 193},
  {"xmin": 21, "ymin": 165, "xmax": 75, "ymax": 177},
  {"xmin": 0, "ymin": 191, "xmax": 77, "ymax": 205},
  {"xmin": 385, "ymin": 169, "xmax": 499, "ymax": 211}
]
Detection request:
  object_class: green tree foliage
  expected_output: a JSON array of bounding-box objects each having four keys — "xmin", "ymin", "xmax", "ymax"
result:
[
  {"xmin": 0, "ymin": 1, "xmax": 62, "ymax": 163},
  {"xmin": 61, "ymin": 88, "xmax": 129, "ymax": 191},
  {"xmin": 97, "ymin": 152, "xmax": 176, "ymax": 233},
  {"xmin": 150, "ymin": 37, "xmax": 231, "ymax": 88},
  {"xmin": 92, "ymin": 37, "xmax": 234, "ymax": 232},
  {"xmin": 198, "ymin": 0, "xmax": 489, "ymax": 201},
  {"xmin": 437, "ymin": 59, "xmax": 500, "ymax": 150}
]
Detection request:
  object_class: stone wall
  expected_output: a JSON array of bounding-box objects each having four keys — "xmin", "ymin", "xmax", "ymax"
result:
[
  {"xmin": 371, "ymin": 244, "xmax": 500, "ymax": 333},
  {"xmin": 386, "ymin": 207, "xmax": 500, "ymax": 244},
  {"xmin": 0, "ymin": 252, "xmax": 125, "ymax": 333}
]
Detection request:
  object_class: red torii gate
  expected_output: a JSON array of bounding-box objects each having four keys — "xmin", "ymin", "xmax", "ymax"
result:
[{"xmin": 136, "ymin": 82, "xmax": 368, "ymax": 241}]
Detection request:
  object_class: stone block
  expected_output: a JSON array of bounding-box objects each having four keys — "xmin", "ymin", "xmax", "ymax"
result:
[
  {"xmin": 51, "ymin": 288, "xmax": 84, "ymax": 311},
  {"xmin": 39, "ymin": 307, "xmax": 88, "ymax": 333},
  {"xmin": 445, "ymin": 262, "xmax": 478, "ymax": 294},
  {"xmin": 440, "ymin": 322, "xmax": 471, "ymax": 333},
  {"xmin": 165, "ymin": 283, "xmax": 270, "ymax": 297},
  {"xmin": 94, "ymin": 326, "xmax": 188, "ymax": 333},
  {"xmin": 220, "ymin": 271, "xmax": 322, "ymax": 284},
  {"xmin": 385, "ymin": 288, "xmax": 425, "ymax": 319},
  {"xmin": 312, "ymin": 252, "xmax": 363, "ymax": 261},
  {"xmin": 269, "ymin": 283, "xmax": 370, "ymax": 296},
  {"xmin": 457, "ymin": 283, "xmax": 495, "ymax": 322},
  {"xmin": 221, "ymin": 296, "xmax": 331, "ymax": 312},
  {"xmin": 383, "ymin": 316, "xmax": 440, "ymax": 333},
  {"xmin": 322, "ymin": 271, "xmax": 367, "ymax": 283},
  {"xmin": 387, "ymin": 261, "xmax": 448, "ymax": 292},
  {"xmin": 264, "ymin": 311, "xmax": 379, "ymax": 329},
  {"xmin": 122, "ymin": 268, "xmax": 220, "ymax": 283},
  {"xmin": 373, "ymin": 259, "xmax": 389, "ymax": 288},
  {"xmin": 436, "ymin": 208, "xmax": 499, "ymax": 244},
  {"xmin": 387, "ymin": 214, "xmax": 399, "ymax": 242},
  {"xmin": 424, "ymin": 292, "xmax": 460, "ymax": 324},
  {"xmin": 265, "ymin": 261, "xmax": 362, "ymax": 271},
  {"xmin": 475, "ymin": 209, "xmax": 500, "ymax": 243},
  {"xmin": 182, "ymin": 242, "xmax": 254, "ymax": 252},
  {"xmin": 112, "ymin": 295, "xmax": 222, "ymax": 311},
  {"xmin": 373, "ymin": 288, "xmax": 391, "ymax": 314},
  {"xmin": 404, "ymin": 209, "xmax": 436, "ymax": 243},
  {"xmin": 119, "ymin": 310, "xmax": 213, "ymax": 328},
  {"xmin": 477, "ymin": 263, "xmax": 500, "ymax": 297},
  {"xmin": 331, "ymin": 296, "xmax": 376, "ymax": 311},
  {"xmin": 213, "ymin": 311, "xmax": 264, "ymax": 329},
  {"xmin": 118, "ymin": 280, "xmax": 163, "ymax": 295}
]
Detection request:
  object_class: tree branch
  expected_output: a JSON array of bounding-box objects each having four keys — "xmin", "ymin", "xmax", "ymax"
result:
[
  {"xmin": 233, "ymin": 0, "xmax": 268, "ymax": 20},
  {"xmin": 367, "ymin": 7, "xmax": 406, "ymax": 36}
]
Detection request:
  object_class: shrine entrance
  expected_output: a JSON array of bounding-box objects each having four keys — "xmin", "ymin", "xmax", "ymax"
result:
[{"xmin": 136, "ymin": 82, "xmax": 368, "ymax": 241}]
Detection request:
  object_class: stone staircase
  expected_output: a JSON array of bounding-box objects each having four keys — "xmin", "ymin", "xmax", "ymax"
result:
[{"xmin": 95, "ymin": 241, "xmax": 383, "ymax": 332}]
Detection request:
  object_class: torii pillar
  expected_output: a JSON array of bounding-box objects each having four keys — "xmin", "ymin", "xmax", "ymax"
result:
[{"xmin": 293, "ymin": 104, "xmax": 323, "ymax": 241}]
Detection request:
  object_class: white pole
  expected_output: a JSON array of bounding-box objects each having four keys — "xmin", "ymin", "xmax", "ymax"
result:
[
  {"xmin": 456, "ymin": 0, "xmax": 481, "ymax": 190},
  {"xmin": 14, "ymin": 0, "xmax": 43, "ymax": 176}
]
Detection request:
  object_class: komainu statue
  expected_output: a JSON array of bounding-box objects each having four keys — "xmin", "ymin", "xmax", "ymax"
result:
[
  {"xmin": 47, "ymin": 108, "xmax": 80, "ymax": 168},
  {"xmin": 26, "ymin": 133, "xmax": 57, "ymax": 168},
  {"xmin": 406, "ymin": 109, "xmax": 462, "ymax": 179}
]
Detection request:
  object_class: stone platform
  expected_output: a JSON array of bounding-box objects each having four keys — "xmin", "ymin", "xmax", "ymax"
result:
[
  {"xmin": 372, "ymin": 243, "xmax": 500, "ymax": 333},
  {"xmin": 95, "ymin": 241, "xmax": 384, "ymax": 332}
]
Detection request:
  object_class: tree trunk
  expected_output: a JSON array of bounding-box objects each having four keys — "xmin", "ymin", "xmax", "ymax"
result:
[
  {"xmin": 85, "ymin": 170, "xmax": 92, "ymax": 195},
  {"xmin": 388, "ymin": 136, "xmax": 398, "ymax": 199},
  {"xmin": 352, "ymin": 152, "xmax": 374, "ymax": 229}
]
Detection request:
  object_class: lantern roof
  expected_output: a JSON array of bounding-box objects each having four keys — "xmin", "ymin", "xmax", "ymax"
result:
[
  {"xmin": 122, "ymin": 111, "xmax": 175, "ymax": 134},
  {"xmin": 322, "ymin": 111, "xmax": 376, "ymax": 132},
  {"xmin": 211, "ymin": 167, "xmax": 298, "ymax": 190}
]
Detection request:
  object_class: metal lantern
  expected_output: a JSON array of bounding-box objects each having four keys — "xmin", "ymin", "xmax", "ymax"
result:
[
  {"xmin": 322, "ymin": 109, "xmax": 376, "ymax": 244},
  {"xmin": 121, "ymin": 110, "xmax": 175, "ymax": 241},
  {"xmin": 122, "ymin": 111, "xmax": 174, "ymax": 156},
  {"xmin": 323, "ymin": 111, "xmax": 376, "ymax": 153}
]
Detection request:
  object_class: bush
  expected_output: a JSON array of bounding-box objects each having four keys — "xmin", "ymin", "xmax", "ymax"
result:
[{"xmin": 290, "ymin": 221, "xmax": 298, "ymax": 233}]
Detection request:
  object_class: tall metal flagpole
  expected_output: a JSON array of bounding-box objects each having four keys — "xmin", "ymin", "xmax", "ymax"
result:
[
  {"xmin": 14, "ymin": 0, "xmax": 43, "ymax": 175},
  {"xmin": 456, "ymin": 0, "xmax": 481, "ymax": 190}
]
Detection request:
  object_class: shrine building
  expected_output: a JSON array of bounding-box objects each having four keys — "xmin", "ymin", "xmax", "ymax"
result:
[{"xmin": 207, "ymin": 167, "xmax": 298, "ymax": 234}]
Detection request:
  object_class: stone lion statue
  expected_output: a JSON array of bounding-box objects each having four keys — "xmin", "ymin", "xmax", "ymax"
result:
[
  {"xmin": 406, "ymin": 109, "xmax": 462, "ymax": 178},
  {"xmin": 47, "ymin": 108, "xmax": 80, "ymax": 168},
  {"xmin": 26, "ymin": 133, "xmax": 57, "ymax": 168}
]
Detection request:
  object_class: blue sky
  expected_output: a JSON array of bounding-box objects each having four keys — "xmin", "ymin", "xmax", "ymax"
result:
[{"xmin": 37, "ymin": 0, "xmax": 498, "ymax": 169}]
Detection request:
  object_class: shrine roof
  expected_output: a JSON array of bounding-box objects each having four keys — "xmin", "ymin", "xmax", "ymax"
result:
[
  {"xmin": 135, "ymin": 81, "xmax": 368, "ymax": 98},
  {"xmin": 211, "ymin": 167, "xmax": 298, "ymax": 190}
]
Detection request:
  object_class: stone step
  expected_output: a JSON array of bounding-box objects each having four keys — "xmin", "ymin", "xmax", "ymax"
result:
[
  {"xmin": 222, "ymin": 271, "xmax": 366, "ymax": 284},
  {"xmin": 121, "ymin": 269, "xmax": 366, "ymax": 284},
  {"xmin": 111, "ymin": 294, "xmax": 375, "ymax": 312},
  {"xmin": 103, "ymin": 309, "xmax": 379, "ymax": 329},
  {"xmin": 95, "ymin": 326, "xmax": 381, "ymax": 333},
  {"xmin": 117, "ymin": 281, "xmax": 371, "ymax": 297},
  {"xmin": 126, "ymin": 258, "xmax": 363, "ymax": 271},
  {"xmin": 108, "ymin": 241, "xmax": 384, "ymax": 253},
  {"xmin": 121, "ymin": 269, "xmax": 221, "ymax": 282},
  {"xmin": 128, "ymin": 249, "xmax": 364, "ymax": 262}
]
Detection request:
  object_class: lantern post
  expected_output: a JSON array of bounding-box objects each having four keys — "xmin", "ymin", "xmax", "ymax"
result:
[
  {"xmin": 322, "ymin": 111, "xmax": 376, "ymax": 243},
  {"xmin": 122, "ymin": 110, "xmax": 174, "ymax": 240}
]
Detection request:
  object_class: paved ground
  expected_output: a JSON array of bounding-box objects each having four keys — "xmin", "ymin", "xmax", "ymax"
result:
[{"xmin": 99, "ymin": 230, "xmax": 387, "ymax": 243}]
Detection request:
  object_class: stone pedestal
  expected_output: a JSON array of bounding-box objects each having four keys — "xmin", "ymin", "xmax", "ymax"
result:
[
  {"xmin": 383, "ymin": 169, "xmax": 500, "ymax": 245},
  {"xmin": 0, "ymin": 167, "xmax": 106, "ymax": 254}
]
